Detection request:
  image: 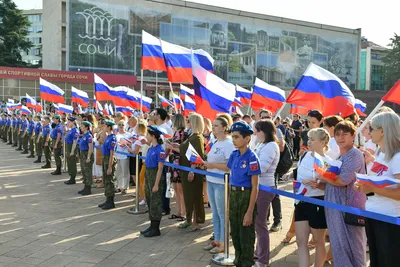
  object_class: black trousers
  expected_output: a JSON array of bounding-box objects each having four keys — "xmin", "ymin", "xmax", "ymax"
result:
[
  {"xmin": 366, "ymin": 218, "xmax": 400, "ymax": 267},
  {"xmin": 293, "ymin": 136, "xmax": 301, "ymax": 158},
  {"xmin": 267, "ymin": 173, "xmax": 282, "ymax": 224}
]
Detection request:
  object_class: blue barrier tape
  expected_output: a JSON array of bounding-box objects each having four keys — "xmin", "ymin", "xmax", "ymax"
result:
[{"xmin": 95, "ymin": 145, "xmax": 400, "ymax": 225}]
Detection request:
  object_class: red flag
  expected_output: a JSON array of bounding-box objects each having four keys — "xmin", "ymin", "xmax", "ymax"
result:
[{"xmin": 382, "ymin": 80, "xmax": 400, "ymax": 105}]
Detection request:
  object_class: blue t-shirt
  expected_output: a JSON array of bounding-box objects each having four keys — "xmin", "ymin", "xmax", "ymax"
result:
[
  {"xmin": 12, "ymin": 118, "xmax": 17, "ymax": 127},
  {"xmin": 34, "ymin": 122, "xmax": 42, "ymax": 135},
  {"xmin": 50, "ymin": 123, "xmax": 63, "ymax": 139},
  {"xmin": 7, "ymin": 118, "xmax": 11, "ymax": 126},
  {"xmin": 42, "ymin": 124, "xmax": 51, "ymax": 137},
  {"xmin": 145, "ymin": 144, "xmax": 166, "ymax": 168},
  {"xmin": 17, "ymin": 118, "xmax": 22, "ymax": 128},
  {"xmin": 102, "ymin": 134, "xmax": 116, "ymax": 156},
  {"xmin": 79, "ymin": 132, "xmax": 93, "ymax": 151},
  {"xmin": 65, "ymin": 128, "xmax": 79, "ymax": 144},
  {"xmin": 227, "ymin": 148, "xmax": 261, "ymax": 188},
  {"xmin": 21, "ymin": 120, "xmax": 28, "ymax": 131},
  {"xmin": 291, "ymin": 120, "xmax": 302, "ymax": 137},
  {"xmin": 28, "ymin": 120, "xmax": 35, "ymax": 134}
]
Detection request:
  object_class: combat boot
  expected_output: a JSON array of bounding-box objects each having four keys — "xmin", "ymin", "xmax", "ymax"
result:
[
  {"xmin": 34, "ymin": 156, "xmax": 42, "ymax": 163},
  {"xmin": 143, "ymin": 220, "xmax": 161, "ymax": 238},
  {"xmin": 64, "ymin": 177, "xmax": 76, "ymax": 185},
  {"xmin": 21, "ymin": 150, "xmax": 29, "ymax": 154},
  {"xmin": 51, "ymin": 166, "xmax": 62, "ymax": 175},
  {"xmin": 16, "ymin": 147, "xmax": 22, "ymax": 151},
  {"xmin": 27, "ymin": 154, "xmax": 35, "ymax": 158},
  {"xmin": 41, "ymin": 162, "xmax": 51, "ymax": 169},
  {"xmin": 102, "ymin": 196, "xmax": 115, "ymax": 210},
  {"xmin": 98, "ymin": 198, "xmax": 108, "ymax": 208},
  {"xmin": 79, "ymin": 186, "xmax": 91, "ymax": 196},
  {"xmin": 140, "ymin": 223, "xmax": 152, "ymax": 235}
]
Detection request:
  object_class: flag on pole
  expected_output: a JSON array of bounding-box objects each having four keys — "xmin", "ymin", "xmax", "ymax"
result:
[
  {"xmin": 354, "ymin": 99, "xmax": 367, "ymax": 117},
  {"xmin": 185, "ymin": 143, "xmax": 204, "ymax": 164},
  {"xmin": 21, "ymin": 106, "xmax": 31, "ymax": 115},
  {"xmin": 180, "ymin": 84, "xmax": 194, "ymax": 100},
  {"xmin": 58, "ymin": 103, "xmax": 73, "ymax": 114},
  {"xmin": 71, "ymin": 87, "xmax": 89, "ymax": 107},
  {"xmin": 157, "ymin": 94, "xmax": 174, "ymax": 108},
  {"xmin": 39, "ymin": 78, "xmax": 65, "ymax": 103},
  {"xmin": 94, "ymin": 74, "xmax": 112, "ymax": 101},
  {"xmin": 141, "ymin": 30, "xmax": 167, "ymax": 71},
  {"xmin": 172, "ymin": 93, "xmax": 182, "ymax": 110},
  {"xmin": 290, "ymin": 104, "xmax": 309, "ymax": 115},
  {"xmin": 25, "ymin": 94, "xmax": 37, "ymax": 109},
  {"xmin": 109, "ymin": 86, "xmax": 129, "ymax": 106},
  {"xmin": 236, "ymin": 85, "xmax": 252, "ymax": 105},
  {"xmin": 161, "ymin": 40, "xmax": 193, "ymax": 84},
  {"xmin": 183, "ymin": 94, "xmax": 196, "ymax": 116},
  {"xmin": 382, "ymin": 80, "xmax": 400, "ymax": 105},
  {"xmin": 251, "ymin": 78, "xmax": 285, "ymax": 112},
  {"xmin": 286, "ymin": 63, "xmax": 355, "ymax": 117}
]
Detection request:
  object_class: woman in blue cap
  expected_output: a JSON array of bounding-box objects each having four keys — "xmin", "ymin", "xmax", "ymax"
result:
[
  {"xmin": 64, "ymin": 117, "xmax": 79, "ymax": 185},
  {"xmin": 98, "ymin": 120, "xmax": 117, "ymax": 210},
  {"xmin": 140, "ymin": 125, "xmax": 166, "ymax": 238},
  {"xmin": 78, "ymin": 121, "xmax": 94, "ymax": 195}
]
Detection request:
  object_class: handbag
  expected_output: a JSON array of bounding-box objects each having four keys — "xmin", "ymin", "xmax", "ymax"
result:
[{"xmin": 343, "ymin": 186, "xmax": 365, "ymax": 227}]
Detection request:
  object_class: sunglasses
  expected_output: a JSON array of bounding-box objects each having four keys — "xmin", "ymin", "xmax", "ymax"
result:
[
  {"xmin": 261, "ymin": 116, "xmax": 271, "ymax": 119},
  {"xmin": 118, "ymin": 124, "xmax": 125, "ymax": 127}
]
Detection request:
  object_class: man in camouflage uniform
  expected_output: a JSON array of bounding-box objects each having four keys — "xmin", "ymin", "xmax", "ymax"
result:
[
  {"xmin": 50, "ymin": 115, "xmax": 64, "ymax": 175},
  {"xmin": 21, "ymin": 113, "xmax": 29, "ymax": 154},
  {"xmin": 33, "ymin": 115, "xmax": 43, "ymax": 163},
  {"xmin": 41, "ymin": 116, "xmax": 52, "ymax": 169},
  {"xmin": 12, "ymin": 113, "xmax": 19, "ymax": 147}
]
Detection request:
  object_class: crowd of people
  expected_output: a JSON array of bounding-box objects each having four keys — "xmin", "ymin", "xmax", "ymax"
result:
[{"xmin": 0, "ymin": 105, "xmax": 399, "ymax": 267}]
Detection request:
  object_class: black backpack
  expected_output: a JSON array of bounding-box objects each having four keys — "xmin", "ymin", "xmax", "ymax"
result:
[{"xmin": 276, "ymin": 143, "xmax": 294, "ymax": 176}]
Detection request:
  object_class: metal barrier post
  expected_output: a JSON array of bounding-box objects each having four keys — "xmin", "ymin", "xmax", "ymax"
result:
[
  {"xmin": 129, "ymin": 154, "xmax": 146, "ymax": 214},
  {"xmin": 212, "ymin": 173, "xmax": 235, "ymax": 266}
]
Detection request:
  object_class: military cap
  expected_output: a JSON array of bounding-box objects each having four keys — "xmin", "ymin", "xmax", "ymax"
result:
[
  {"xmin": 67, "ymin": 116, "xmax": 77, "ymax": 121},
  {"xmin": 81, "ymin": 121, "xmax": 92, "ymax": 127},
  {"xmin": 230, "ymin": 121, "xmax": 254, "ymax": 134},
  {"xmin": 53, "ymin": 114, "xmax": 61, "ymax": 120},
  {"xmin": 103, "ymin": 120, "xmax": 115, "ymax": 127},
  {"xmin": 147, "ymin": 125, "xmax": 164, "ymax": 136}
]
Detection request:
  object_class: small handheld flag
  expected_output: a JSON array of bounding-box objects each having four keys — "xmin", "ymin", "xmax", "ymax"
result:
[
  {"xmin": 314, "ymin": 153, "xmax": 342, "ymax": 180},
  {"xmin": 356, "ymin": 173, "xmax": 400, "ymax": 188},
  {"xmin": 185, "ymin": 143, "xmax": 204, "ymax": 164},
  {"xmin": 293, "ymin": 181, "xmax": 307, "ymax": 195}
]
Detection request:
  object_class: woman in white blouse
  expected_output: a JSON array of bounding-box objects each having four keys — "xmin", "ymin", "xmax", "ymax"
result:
[
  {"xmin": 295, "ymin": 128, "xmax": 330, "ymax": 267},
  {"xmin": 355, "ymin": 112, "xmax": 400, "ymax": 267},
  {"xmin": 253, "ymin": 119, "xmax": 280, "ymax": 267},
  {"xmin": 323, "ymin": 115, "xmax": 342, "ymax": 160}
]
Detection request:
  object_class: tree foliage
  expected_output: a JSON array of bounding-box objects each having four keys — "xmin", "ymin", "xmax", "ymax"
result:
[
  {"xmin": 0, "ymin": 0, "xmax": 32, "ymax": 67},
  {"xmin": 382, "ymin": 33, "xmax": 400, "ymax": 88}
]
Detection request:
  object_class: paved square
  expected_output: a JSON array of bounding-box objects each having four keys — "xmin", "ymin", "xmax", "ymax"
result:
[{"xmin": 0, "ymin": 143, "xmax": 334, "ymax": 267}]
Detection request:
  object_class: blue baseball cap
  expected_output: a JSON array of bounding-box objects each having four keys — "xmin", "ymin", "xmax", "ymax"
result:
[
  {"xmin": 81, "ymin": 121, "xmax": 92, "ymax": 127},
  {"xmin": 230, "ymin": 121, "xmax": 254, "ymax": 134},
  {"xmin": 67, "ymin": 116, "xmax": 77, "ymax": 122},
  {"xmin": 147, "ymin": 125, "xmax": 163, "ymax": 136}
]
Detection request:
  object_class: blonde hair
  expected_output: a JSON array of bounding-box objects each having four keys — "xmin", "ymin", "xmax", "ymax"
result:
[
  {"xmin": 189, "ymin": 113, "xmax": 204, "ymax": 134},
  {"xmin": 203, "ymin": 117, "xmax": 212, "ymax": 134},
  {"xmin": 136, "ymin": 120, "xmax": 148, "ymax": 136},
  {"xmin": 371, "ymin": 112, "xmax": 400, "ymax": 161},
  {"xmin": 217, "ymin": 113, "xmax": 233, "ymax": 129},
  {"xmin": 308, "ymin": 128, "xmax": 330, "ymax": 151}
]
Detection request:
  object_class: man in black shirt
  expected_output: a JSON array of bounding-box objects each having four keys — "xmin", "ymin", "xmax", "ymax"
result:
[{"xmin": 291, "ymin": 114, "xmax": 303, "ymax": 160}]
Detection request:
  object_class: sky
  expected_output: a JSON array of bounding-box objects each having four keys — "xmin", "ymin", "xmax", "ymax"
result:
[{"xmin": 14, "ymin": 0, "xmax": 398, "ymax": 47}]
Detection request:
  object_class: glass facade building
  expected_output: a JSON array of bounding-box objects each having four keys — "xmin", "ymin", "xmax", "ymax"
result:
[
  {"xmin": 67, "ymin": 0, "xmax": 360, "ymax": 89},
  {"xmin": 359, "ymin": 46, "xmax": 388, "ymax": 91}
]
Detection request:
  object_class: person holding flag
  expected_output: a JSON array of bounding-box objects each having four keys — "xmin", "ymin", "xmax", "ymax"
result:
[
  {"xmin": 64, "ymin": 117, "xmax": 79, "ymax": 185},
  {"xmin": 50, "ymin": 115, "xmax": 64, "ymax": 175}
]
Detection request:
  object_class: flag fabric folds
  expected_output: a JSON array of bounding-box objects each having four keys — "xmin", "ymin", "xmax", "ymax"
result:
[
  {"xmin": 157, "ymin": 94, "xmax": 174, "ymax": 108},
  {"xmin": 110, "ymin": 86, "xmax": 129, "ymax": 106},
  {"xmin": 382, "ymin": 80, "xmax": 400, "ymax": 105},
  {"xmin": 35, "ymin": 103, "xmax": 42, "ymax": 112},
  {"xmin": 180, "ymin": 84, "xmax": 194, "ymax": 100},
  {"xmin": 193, "ymin": 49, "xmax": 214, "ymax": 73},
  {"xmin": 115, "ymin": 106, "xmax": 134, "ymax": 116},
  {"xmin": 94, "ymin": 74, "xmax": 111, "ymax": 101},
  {"xmin": 107, "ymin": 104, "xmax": 114, "ymax": 116},
  {"xmin": 172, "ymin": 93, "xmax": 182, "ymax": 110},
  {"xmin": 183, "ymin": 94, "xmax": 196, "ymax": 116},
  {"xmin": 293, "ymin": 181, "xmax": 307, "ymax": 195},
  {"xmin": 290, "ymin": 104, "xmax": 309, "ymax": 115},
  {"xmin": 185, "ymin": 143, "xmax": 204, "ymax": 164},
  {"xmin": 251, "ymin": 78, "xmax": 285, "ymax": 112},
  {"xmin": 161, "ymin": 40, "xmax": 193, "ymax": 84},
  {"xmin": 103, "ymin": 103, "xmax": 109, "ymax": 116},
  {"xmin": 236, "ymin": 85, "xmax": 252, "ymax": 105},
  {"xmin": 356, "ymin": 173, "xmax": 400, "ymax": 188},
  {"xmin": 232, "ymin": 97, "xmax": 242, "ymax": 107},
  {"xmin": 25, "ymin": 94, "xmax": 37, "ymax": 109},
  {"xmin": 21, "ymin": 106, "xmax": 31, "ymax": 115},
  {"xmin": 141, "ymin": 30, "xmax": 167, "ymax": 71},
  {"xmin": 141, "ymin": 95, "xmax": 153, "ymax": 112},
  {"xmin": 354, "ymin": 99, "xmax": 367, "ymax": 117},
  {"xmin": 58, "ymin": 103, "xmax": 73, "ymax": 114},
  {"xmin": 192, "ymin": 60, "xmax": 235, "ymax": 119},
  {"xmin": 71, "ymin": 87, "xmax": 89, "ymax": 107},
  {"xmin": 287, "ymin": 63, "xmax": 355, "ymax": 117},
  {"xmin": 314, "ymin": 153, "xmax": 342, "ymax": 180},
  {"xmin": 40, "ymin": 78, "xmax": 65, "ymax": 104}
]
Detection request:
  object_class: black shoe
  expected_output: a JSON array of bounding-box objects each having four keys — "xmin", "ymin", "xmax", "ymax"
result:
[
  {"xmin": 16, "ymin": 148, "xmax": 22, "ymax": 151},
  {"xmin": 98, "ymin": 199, "xmax": 108, "ymax": 208},
  {"xmin": 34, "ymin": 157, "xmax": 42, "ymax": 163},
  {"xmin": 79, "ymin": 186, "xmax": 91, "ymax": 195},
  {"xmin": 270, "ymin": 222, "xmax": 282, "ymax": 232},
  {"xmin": 51, "ymin": 167, "xmax": 62, "ymax": 175},
  {"xmin": 144, "ymin": 220, "xmax": 161, "ymax": 238},
  {"xmin": 41, "ymin": 164, "xmax": 51, "ymax": 169},
  {"xmin": 162, "ymin": 210, "xmax": 170, "ymax": 216},
  {"xmin": 12, "ymin": 144, "xmax": 17, "ymax": 147},
  {"xmin": 27, "ymin": 154, "xmax": 35, "ymax": 158},
  {"xmin": 21, "ymin": 151, "xmax": 29, "ymax": 154},
  {"xmin": 64, "ymin": 178, "xmax": 76, "ymax": 185},
  {"xmin": 140, "ymin": 225, "xmax": 152, "ymax": 235},
  {"xmin": 102, "ymin": 196, "xmax": 115, "ymax": 210},
  {"xmin": 7, "ymin": 142, "xmax": 12, "ymax": 145}
]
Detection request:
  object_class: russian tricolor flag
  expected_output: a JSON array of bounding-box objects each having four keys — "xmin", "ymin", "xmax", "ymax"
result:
[
  {"xmin": 287, "ymin": 63, "xmax": 355, "ymax": 117},
  {"xmin": 58, "ymin": 103, "xmax": 73, "ymax": 114},
  {"xmin": 354, "ymin": 99, "xmax": 367, "ymax": 117},
  {"xmin": 185, "ymin": 143, "xmax": 204, "ymax": 164},
  {"xmin": 232, "ymin": 97, "xmax": 242, "ymax": 107},
  {"xmin": 25, "ymin": 93, "xmax": 37, "ymax": 109},
  {"xmin": 141, "ymin": 95, "xmax": 153, "ymax": 112},
  {"xmin": 21, "ymin": 106, "xmax": 31, "ymax": 115},
  {"xmin": 40, "ymin": 78, "xmax": 65, "ymax": 104},
  {"xmin": 183, "ymin": 94, "xmax": 196, "ymax": 116},
  {"xmin": 314, "ymin": 153, "xmax": 342, "ymax": 180},
  {"xmin": 53, "ymin": 103, "xmax": 59, "ymax": 113},
  {"xmin": 205, "ymin": 139, "xmax": 214, "ymax": 153},
  {"xmin": 10, "ymin": 103, "xmax": 22, "ymax": 110},
  {"xmin": 356, "ymin": 173, "xmax": 400, "ymax": 188},
  {"xmin": 141, "ymin": 30, "xmax": 167, "ymax": 71},
  {"xmin": 293, "ymin": 181, "xmax": 307, "ymax": 195},
  {"xmin": 103, "ymin": 103, "xmax": 109, "ymax": 116},
  {"xmin": 125, "ymin": 89, "xmax": 141, "ymax": 110},
  {"xmin": 35, "ymin": 103, "xmax": 42, "ymax": 112},
  {"xmin": 94, "ymin": 74, "xmax": 112, "ymax": 101},
  {"xmin": 236, "ymin": 85, "xmax": 252, "ymax": 105},
  {"xmin": 290, "ymin": 104, "xmax": 309, "ymax": 115},
  {"xmin": 158, "ymin": 94, "xmax": 174, "ymax": 108},
  {"xmin": 110, "ymin": 86, "xmax": 129, "ymax": 106},
  {"xmin": 192, "ymin": 59, "xmax": 235, "ymax": 119},
  {"xmin": 251, "ymin": 78, "xmax": 285, "ymax": 112},
  {"xmin": 107, "ymin": 103, "xmax": 114, "ymax": 116},
  {"xmin": 180, "ymin": 84, "xmax": 194, "ymax": 101},
  {"xmin": 71, "ymin": 87, "xmax": 89, "ymax": 107},
  {"xmin": 382, "ymin": 80, "xmax": 400, "ymax": 105},
  {"xmin": 193, "ymin": 49, "xmax": 214, "ymax": 73},
  {"xmin": 161, "ymin": 40, "xmax": 193, "ymax": 84},
  {"xmin": 172, "ymin": 93, "xmax": 182, "ymax": 110},
  {"xmin": 115, "ymin": 106, "xmax": 134, "ymax": 116}
]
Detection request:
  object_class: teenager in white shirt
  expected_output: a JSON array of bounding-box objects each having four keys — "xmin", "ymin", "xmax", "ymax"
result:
[
  {"xmin": 115, "ymin": 121, "xmax": 131, "ymax": 194},
  {"xmin": 323, "ymin": 115, "xmax": 343, "ymax": 160},
  {"xmin": 355, "ymin": 112, "xmax": 400, "ymax": 267}
]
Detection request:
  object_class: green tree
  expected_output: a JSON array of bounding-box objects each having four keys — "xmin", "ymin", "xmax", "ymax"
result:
[
  {"xmin": 382, "ymin": 33, "xmax": 400, "ymax": 89},
  {"xmin": 0, "ymin": 0, "xmax": 32, "ymax": 67}
]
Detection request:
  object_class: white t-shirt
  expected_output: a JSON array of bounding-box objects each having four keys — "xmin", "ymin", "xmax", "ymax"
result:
[
  {"xmin": 253, "ymin": 142, "xmax": 280, "ymax": 187},
  {"xmin": 365, "ymin": 151, "xmax": 400, "ymax": 217},
  {"xmin": 206, "ymin": 139, "xmax": 235, "ymax": 184},
  {"xmin": 250, "ymin": 128, "xmax": 283, "ymax": 150},
  {"xmin": 158, "ymin": 122, "xmax": 173, "ymax": 150},
  {"xmin": 115, "ymin": 132, "xmax": 132, "ymax": 160},
  {"xmin": 364, "ymin": 139, "xmax": 378, "ymax": 173},
  {"xmin": 297, "ymin": 152, "xmax": 325, "ymax": 197},
  {"xmin": 326, "ymin": 138, "xmax": 340, "ymax": 160},
  {"xmin": 131, "ymin": 135, "xmax": 148, "ymax": 157}
]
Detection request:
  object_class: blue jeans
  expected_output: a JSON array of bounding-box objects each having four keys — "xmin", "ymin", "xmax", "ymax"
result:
[{"xmin": 207, "ymin": 181, "xmax": 225, "ymax": 242}]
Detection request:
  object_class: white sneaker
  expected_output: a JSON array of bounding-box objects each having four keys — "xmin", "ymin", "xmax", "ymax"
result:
[{"xmin": 139, "ymin": 200, "xmax": 146, "ymax": 206}]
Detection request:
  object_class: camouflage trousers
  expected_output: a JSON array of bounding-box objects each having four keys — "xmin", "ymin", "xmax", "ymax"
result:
[
  {"xmin": 29, "ymin": 134, "xmax": 35, "ymax": 156},
  {"xmin": 44, "ymin": 139, "xmax": 52, "ymax": 165},
  {"xmin": 52, "ymin": 138, "xmax": 62, "ymax": 168},
  {"xmin": 145, "ymin": 167, "xmax": 164, "ymax": 221},
  {"xmin": 66, "ymin": 143, "xmax": 77, "ymax": 178},
  {"xmin": 22, "ymin": 133, "xmax": 29, "ymax": 151},
  {"xmin": 36, "ymin": 135, "xmax": 43, "ymax": 157},
  {"xmin": 102, "ymin": 155, "xmax": 117, "ymax": 197},
  {"xmin": 13, "ymin": 129, "xmax": 18, "ymax": 146},
  {"xmin": 8, "ymin": 127, "xmax": 12, "ymax": 143},
  {"xmin": 80, "ymin": 150, "xmax": 94, "ymax": 186},
  {"xmin": 229, "ymin": 189, "xmax": 257, "ymax": 267}
]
